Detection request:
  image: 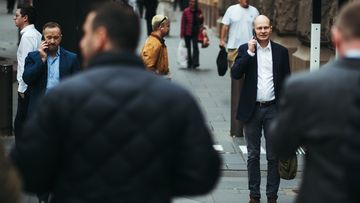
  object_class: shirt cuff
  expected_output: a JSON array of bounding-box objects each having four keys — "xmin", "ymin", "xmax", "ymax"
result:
[{"xmin": 247, "ymin": 50, "xmax": 255, "ymax": 57}]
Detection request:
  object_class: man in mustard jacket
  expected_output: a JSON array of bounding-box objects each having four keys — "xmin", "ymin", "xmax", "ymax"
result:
[{"xmin": 141, "ymin": 14, "xmax": 170, "ymax": 77}]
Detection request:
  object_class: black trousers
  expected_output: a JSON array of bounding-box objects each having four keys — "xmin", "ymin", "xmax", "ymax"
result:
[
  {"xmin": 184, "ymin": 34, "xmax": 199, "ymax": 68},
  {"xmin": 14, "ymin": 90, "xmax": 29, "ymax": 143},
  {"xmin": 137, "ymin": 1, "xmax": 144, "ymax": 17},
  {"xmin": 144, "ymin": 1, "xmax": 158, "ymax": 35},
  {"xmin": 173, "ymin": 0, "xmax": 179, "ymax": 11},
  {"xmin": 7, "ymin": 0, "xmax": 16, "ymax": 13},
  {"xmin": 179, "ymin": 0, "xmax": 188, "ymax": 11}
]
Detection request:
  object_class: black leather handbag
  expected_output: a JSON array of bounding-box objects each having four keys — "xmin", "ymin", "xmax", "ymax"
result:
[{"xmin": 216, "ymin": 46, "xmax": 227, "ymax": 76}]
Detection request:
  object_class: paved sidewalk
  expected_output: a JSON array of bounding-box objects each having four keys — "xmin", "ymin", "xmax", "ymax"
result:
[{"xmin": 0, "ymin": 1, "xmax": 301, "ymax": 202}]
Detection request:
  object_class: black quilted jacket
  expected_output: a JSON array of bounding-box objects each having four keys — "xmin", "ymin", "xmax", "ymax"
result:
[{"xmin": 12, "ymin": 52, "xmax": 221, "ymax": 203}]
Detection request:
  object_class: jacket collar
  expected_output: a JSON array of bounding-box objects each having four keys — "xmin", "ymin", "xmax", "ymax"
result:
[
  {"xmin": 334, "ymin": 57, "xmax": 360, "ymax": 70},
  {"xmin": 87, "ymin": 51, "xmax": 145, "ymax": 69},
  {"xmin": 150, "ymin": 32, "xmax": 165, "ymax": 44}
]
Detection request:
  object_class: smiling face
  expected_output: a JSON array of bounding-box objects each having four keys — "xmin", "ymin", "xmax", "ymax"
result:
[{"xmin": 253, "ymin": 15, "xmax": 272, "ymax": 44}]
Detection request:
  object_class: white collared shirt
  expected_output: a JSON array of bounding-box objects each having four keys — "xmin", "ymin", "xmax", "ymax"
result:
[
  {"xmin": 255, "ymin": 41, "xmax": 275, "ymax": 102},
  {"xmin": 17, "ymin": 24, "xmax": 42, "ymax": 93},
  {"xmin": 46, "ymin": 48, "xmax": 61, "ymax": 92},
  {"xmin": 344, "ymin": 49, "xmax": 360, "ymax": 59}
]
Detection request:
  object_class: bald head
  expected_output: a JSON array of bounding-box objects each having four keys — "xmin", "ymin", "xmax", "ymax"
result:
[
  {"xmin": 253, "ymin": 15, "xmax": 272, "ymax": 47},
  {"xmin": 253, "ymin": 15, "xmax": 271, "ymax": 28}
]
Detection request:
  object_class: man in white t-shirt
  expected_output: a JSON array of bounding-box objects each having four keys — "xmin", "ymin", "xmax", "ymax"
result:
[
  {"xmin": 220, "ymin": 0, "xmax": 259, "ymax": 137},
  {"xmin": 13, "ymin": 5, "xmax": 41, "ymax": 142}
]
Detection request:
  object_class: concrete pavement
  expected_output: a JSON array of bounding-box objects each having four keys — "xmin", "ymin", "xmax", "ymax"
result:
[{"xmin": 0, "ymin": 1, "xmax": 301, "ymax": 202}]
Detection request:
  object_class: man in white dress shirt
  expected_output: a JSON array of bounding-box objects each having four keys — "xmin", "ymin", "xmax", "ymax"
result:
[
  {"xmin": 13, "ymin": 5, "xmax": 41, "ymax": 142},
  {"xmin": 231, "ymin": 15, "xmax": 290, "ymax": 203}
]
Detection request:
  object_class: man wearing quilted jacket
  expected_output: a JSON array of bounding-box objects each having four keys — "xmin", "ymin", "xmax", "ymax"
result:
[{"xmin": 11, "ymin": 3, "xmax": 221, "ymax": 203}]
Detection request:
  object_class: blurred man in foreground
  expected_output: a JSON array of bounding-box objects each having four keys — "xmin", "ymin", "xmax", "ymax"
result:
[
  {"xmin": 12, "ymin": 3, "xmax": 221, "ymax": 203},
  {"xmin": 269, "ymin": 1, "xmax": 360, "ymax": 202}
]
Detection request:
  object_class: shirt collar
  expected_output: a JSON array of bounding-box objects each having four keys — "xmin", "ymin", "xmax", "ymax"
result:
[
  {"xmin": 20, "ymin": 24, "xmax": 35, "ymax": 35},
  {"xmin": 256, "ymin": 41, "xmax": 271, "ymax": 51},
  {"xmin": 150, "ymin": 32, "xmax": 165, "ymax": 44},
  {"xmin": 344, "ymin": 49, "xmax": 360, "ymax": 59},
  {"xmin": 48, "ymin": 47, "xmax": 61, "ymax": 59},
  {"xmin": 56, "ymin": 48, "xmax": 60, "ymax": 57}
]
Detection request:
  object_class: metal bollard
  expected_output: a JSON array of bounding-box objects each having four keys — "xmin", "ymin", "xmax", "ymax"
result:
[{"xmin": 0, "ymin": 64, "xmax": 13, "ymax": 136}]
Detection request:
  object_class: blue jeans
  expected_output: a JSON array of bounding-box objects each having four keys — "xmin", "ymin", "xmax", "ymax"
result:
[{"xmin": 244, "ymin": 104, "xmax": 279, "ymax": 199}]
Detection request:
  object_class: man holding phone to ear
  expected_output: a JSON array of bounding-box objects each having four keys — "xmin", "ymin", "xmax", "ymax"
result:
[
  {"xmin": 23, "ymin": 22, "xmax": 80, "ymax": 116},
  {"xmin": 231, "ymin": 15, "xmax": 290, "ymax": 203},
  {"xmin": 22, "ymin": 22, "xmax": 79, "ymax": 203}
]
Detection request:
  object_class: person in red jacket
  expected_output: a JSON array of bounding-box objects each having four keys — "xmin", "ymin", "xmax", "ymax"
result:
[{"xmin": 180, "ymin": 0, "xmax": 203, "ymax": 69}]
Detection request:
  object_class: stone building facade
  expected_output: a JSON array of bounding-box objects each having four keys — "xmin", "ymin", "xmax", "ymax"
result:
[{"xmin": 199, "ymin": 0, "xmax": 356, "ymax": 73}]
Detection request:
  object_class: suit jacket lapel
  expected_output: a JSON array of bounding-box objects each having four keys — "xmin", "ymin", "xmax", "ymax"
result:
[
  {"xmin": 271, "ymin": 41, "xmax": 279, "ymax": 83},
  {"xmin": 59, "ymin": 47, "xmax": 66, "ymax": 79},
  {"xmin": 254, "ymin": 47, "xmax": 258, "ymax": 83}
]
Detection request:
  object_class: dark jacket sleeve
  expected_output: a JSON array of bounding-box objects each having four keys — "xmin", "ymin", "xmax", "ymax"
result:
[
  {"xmin": 23, "ymin": 51, "xmax": 47, "ymax": 86},
  {"xmin": 70, "ymin": 53, "xmax": 80, "ymax": 74},
  {"xmin": 282, "ymin": 47, "xmax": 291, "ymax": 78},
  {"xmin": 180, "ymin": 9, "xmax": 187, "ymax": 38},
  {"xmin": 172, "ymin": 94, "xmax": 221, "ymax": 196},
  {"xmin": 11, "ymin": 91, "xmax": 61, "ymax": 193},
  {"xmin": 231, "ymin": 44, "xmax": 255, "ymax": 80},
  {"xmin": 268, "ymin": 78, "xmax": 303, "ymax": 159}
]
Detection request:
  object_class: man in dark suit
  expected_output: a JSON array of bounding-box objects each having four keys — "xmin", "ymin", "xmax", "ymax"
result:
[
  {"xmin": 23, "ymin": 22, "xmax": 80, "ymax": 115},
  {"xmin": 269, "ymin": 1, "xmax": 360, "ymax": 203},
  {"xmin": 231, "ymin": 15, "xmax": 290, "ymax": 203}
]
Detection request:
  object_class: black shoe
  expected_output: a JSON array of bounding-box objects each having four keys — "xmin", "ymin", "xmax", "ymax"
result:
[
  {"xmin": 249, "ymin": 198, "xmax": 260, "ymax": 203},
  {"xmin": 267, "ymin": 197, "xmax": 277, "ymax": 203},
  {"xmin": 193, "ymin": 63, "xmax": 200, "ymax": 68}
]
